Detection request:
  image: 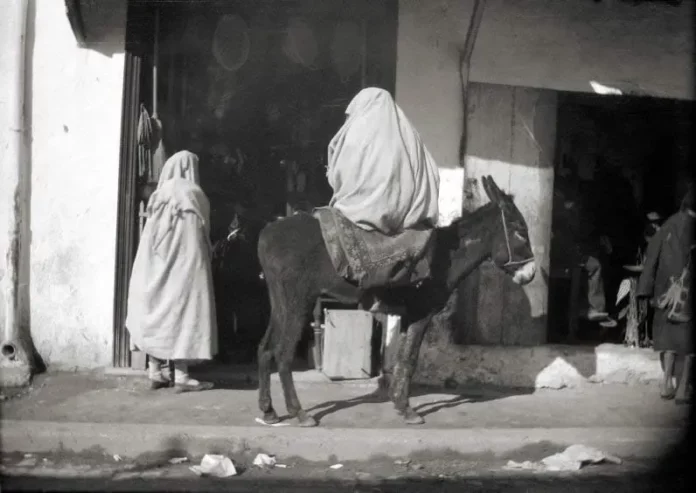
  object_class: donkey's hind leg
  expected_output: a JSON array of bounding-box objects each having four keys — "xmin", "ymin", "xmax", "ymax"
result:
[
  {"xmin": 258, "ymin": 319, "xmax": 280, "ymax": 424},
  {"xmin": 275, "ymin": 299, "xmax": 317, "ymax": 427}
]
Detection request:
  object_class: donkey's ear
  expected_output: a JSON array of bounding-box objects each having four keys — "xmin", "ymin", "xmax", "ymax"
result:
[
  {"xmin": 488, "ymin": 175, "xmax": 508, "ymax": 201},
  {"xmin": 482, "ymin": 175, "xmax": 497, "ymax": 204}
]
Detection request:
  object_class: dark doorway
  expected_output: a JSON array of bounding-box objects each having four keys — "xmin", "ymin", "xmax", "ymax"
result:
[
  {"xmin": 548, "ymin": 92, "xmax": 693, "ymax": 345},
  {"xmin": 113, "ymin": 0, "xmax": 399, "ymax": 367}
]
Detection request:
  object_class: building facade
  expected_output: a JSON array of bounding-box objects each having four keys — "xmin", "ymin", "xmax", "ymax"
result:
[{"xmin": 1, "ymin": 0, "xmax": 693, "ymax": 384}]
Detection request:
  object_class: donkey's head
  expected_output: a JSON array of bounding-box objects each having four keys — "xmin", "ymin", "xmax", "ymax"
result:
[{"xmin": 480, "ymin": 175, "xmax": 536, "ymax": 285}]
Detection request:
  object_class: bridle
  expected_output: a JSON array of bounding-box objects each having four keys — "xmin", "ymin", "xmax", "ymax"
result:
[{"xmin": 499, "ymin": 206, "xmax": 535, "ymax": 268}]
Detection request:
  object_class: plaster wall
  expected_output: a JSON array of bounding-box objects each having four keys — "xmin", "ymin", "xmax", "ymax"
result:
[
  {"xmin": 459, "ymin": 84, "xmax": 556, "ymax": 345},
  {"xmin": 469, "ymin": 0, "xmax": 694, "ymax": 99},
  {"xmin": 395, "ymin": 0, "xmax": 693, "ymax": 226},
  {"xmin": 0, "ymin": 0, "xmax": 127, "ymax": 369}
]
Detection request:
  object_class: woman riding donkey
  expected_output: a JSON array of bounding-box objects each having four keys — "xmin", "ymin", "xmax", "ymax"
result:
[
  {"xmin": 325, "ymin": 87, "xmax": 441, "ymax": 310},
  {"xmin": 327, "ymin": 87, "xmax": 440, "ymax": 235},
  {"xmin": 254, "ymin": 88, "xmax": 536, "ymax": 427}
]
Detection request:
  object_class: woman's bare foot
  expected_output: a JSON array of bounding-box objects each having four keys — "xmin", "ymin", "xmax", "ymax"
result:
[
  {"xmin": 660, "ymin": 351, "xmax": 677, "ymax": 399},
  {"xmin": 660, "ymin": 382, "xmax": 676, "ymax": 400}
]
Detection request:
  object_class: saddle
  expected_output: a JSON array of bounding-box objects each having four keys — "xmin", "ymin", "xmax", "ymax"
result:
[{"xmin": 313, "ymin": 207, "xmax": 436, "ymax": 292}]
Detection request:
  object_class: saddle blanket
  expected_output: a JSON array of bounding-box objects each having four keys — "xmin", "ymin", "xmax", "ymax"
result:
[{"xmin": 314, "ymin": 206, "xmax": 436, "ymax": 290}]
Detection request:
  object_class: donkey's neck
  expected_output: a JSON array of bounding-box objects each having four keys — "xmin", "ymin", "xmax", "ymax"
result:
[{"xmin": 442, "ymin": 202, "xmax": 498, "ymax": 290}]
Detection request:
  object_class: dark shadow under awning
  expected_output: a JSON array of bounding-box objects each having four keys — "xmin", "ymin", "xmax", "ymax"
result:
[{"xmin": 65, "ymin": 0, "xmax": 87, "ymax": 46}]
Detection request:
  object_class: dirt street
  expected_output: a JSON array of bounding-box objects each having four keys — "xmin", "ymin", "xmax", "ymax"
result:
[{"xmin": 0, "ymin": 449, "xmax": 684, "ymax": 493}]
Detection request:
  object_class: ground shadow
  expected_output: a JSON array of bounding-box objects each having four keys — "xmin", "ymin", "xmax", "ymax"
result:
[{"xmin": 304, "ymin": 383, "xmax": 533, "ymax": 425}]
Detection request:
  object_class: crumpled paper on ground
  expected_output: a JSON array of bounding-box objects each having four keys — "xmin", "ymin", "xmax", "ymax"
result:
[
  {"xmin": 505, "ymin": 445, "xmax": 622, "ymax": 473},
  {"xmin": 189, "ymin": 454, "xmax": 237, "ymax": 477},
  {"xmin": 253, "ymin": 453, "xmax": 277, "ymax": 468}
]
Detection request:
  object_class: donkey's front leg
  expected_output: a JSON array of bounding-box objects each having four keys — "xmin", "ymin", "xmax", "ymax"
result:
[{"xmin": 390, "ymin": 314, "xmax": 433, "ymax": 425}]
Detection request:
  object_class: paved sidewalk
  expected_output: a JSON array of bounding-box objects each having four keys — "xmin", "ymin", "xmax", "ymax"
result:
[{"xmin": 0, "ymin": 371, "xmax": 690, "ymax": 462}]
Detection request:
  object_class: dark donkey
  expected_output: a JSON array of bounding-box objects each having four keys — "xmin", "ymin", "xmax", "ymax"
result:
[{"xmin": 256, "ymin": 176, "xmax": 536, "ymax": 426}]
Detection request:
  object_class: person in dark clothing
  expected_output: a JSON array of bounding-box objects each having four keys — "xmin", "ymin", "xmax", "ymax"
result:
[
  {"xmin": 641, "ymin": 211, "xmax": 663, "ymax": 250},
  {"xmin": 553, "ymin": 174, "xmax": 616, "ymax": 327},
  {"xmin": 593, "ymin": 163, "xmax": 642, "ymax": 264},
  {"xmin": 637, "ymin": 188, "xmax": 694, "ymax": 404}
]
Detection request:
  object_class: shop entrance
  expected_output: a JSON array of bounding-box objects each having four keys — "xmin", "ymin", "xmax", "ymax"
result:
[
  {"xmin": 548, "ymin": 92, "xmax": 693, "ymax": 345},
  {"xmin": 113, "ymin": 0, "xmax": 398, "ymax": 368}
]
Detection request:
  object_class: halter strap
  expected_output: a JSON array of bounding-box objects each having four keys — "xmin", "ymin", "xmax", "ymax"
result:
[{"xmin": 500, "ymin": 207, "xmax": 535, "ymax": 267}]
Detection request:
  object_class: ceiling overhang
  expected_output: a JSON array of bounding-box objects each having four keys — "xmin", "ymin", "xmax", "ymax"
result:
[{"xmin": 65, "ymin": 0, "xmax": 87, "ymax": 46}]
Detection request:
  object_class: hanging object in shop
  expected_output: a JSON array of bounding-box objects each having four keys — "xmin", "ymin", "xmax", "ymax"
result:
[
  {"xmin": 150, "ymin": 7, "xmax": 168, "ymax": 182},
  {"xmin": 282, "ymin": 17, "xmax": 319, "ymax": 70},
  {"xmin": 330, "ymin": 21, "xmax": 362, "ymax": 83},
  {"xmin": 136, "ymin": 103, "xmax": 153, "ymax": 181},
  {"xmin": 213, "ymin": 14, "xmax": 251, "ymax": 72}
]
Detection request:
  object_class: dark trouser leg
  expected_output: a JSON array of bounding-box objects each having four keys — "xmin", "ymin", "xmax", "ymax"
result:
[
  {"xmin": 584, "ymin": 256, "xmax": 607, "ymax": 316},
  {"xmin": 675, "ymin": 354, "xmax": 693, "ymax": 404},
  {"xmin": 660, "ymin": 351, "xmax": 677, "ymax": 399}
]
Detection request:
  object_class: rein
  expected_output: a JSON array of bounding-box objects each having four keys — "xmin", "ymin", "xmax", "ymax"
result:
[{"xmin": 499, "ymin": 207, "xmax": 534, "ymax": 267}]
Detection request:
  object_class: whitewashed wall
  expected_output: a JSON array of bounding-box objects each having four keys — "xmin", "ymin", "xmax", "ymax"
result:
[{"xmin": 0, "ymin": 0, "xmax": 127, "ymax": 369}]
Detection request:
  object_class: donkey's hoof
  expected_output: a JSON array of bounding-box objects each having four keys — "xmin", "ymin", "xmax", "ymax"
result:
[
  {"xmin": 398, "ymin": 408, "xmax": 425, "ymax": 425},
  {"xmin": 262, "ymin": 411, "xmax": 281, "ymax": 425},
  {"xmin": 296, "ymin": 412, "xmax": 318, "ymax": 427}
]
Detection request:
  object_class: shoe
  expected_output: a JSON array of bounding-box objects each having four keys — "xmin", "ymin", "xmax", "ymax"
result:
[
  {"xmin": 149, "ymin": 377, "xmax": 172, "ymax": 390},
  {"xmin": 599, "ymin": 318, "xmax": 618, "ymax": 328},
  {"xmin": 660, "ymin": 390, "xmax": 676, "ymax": 400},
  {"xmin": 148, "ymin": 362, "xmax": 172, "ymax": 390},
  {"xmin": 174, "ymin": 377, "xmax": 214, "ymax": 393}
]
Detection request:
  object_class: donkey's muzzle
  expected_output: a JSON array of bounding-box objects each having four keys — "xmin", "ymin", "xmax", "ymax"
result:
[{"xmin": 512, "ymin": 260, "xmax": 536, "ymax": 286}]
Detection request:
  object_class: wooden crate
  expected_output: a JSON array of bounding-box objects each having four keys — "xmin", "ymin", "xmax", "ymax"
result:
[{"xmin": 322, "ymin": 309, "xmax": 374, "ymax": 380}]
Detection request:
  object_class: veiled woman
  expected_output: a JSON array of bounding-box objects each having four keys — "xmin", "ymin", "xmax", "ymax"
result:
[
  {"xmin": 127, "ymin": 150, "xmax": 217, "ymax": 392},
  {"xmin": 326, "ymin": 87, "xmax": 440, "ymax": 235}
]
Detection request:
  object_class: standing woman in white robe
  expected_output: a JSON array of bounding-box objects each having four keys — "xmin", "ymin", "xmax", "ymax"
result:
[{"xmin": 127, "ymin": 150, "xmax": 218, "ymax": 391}]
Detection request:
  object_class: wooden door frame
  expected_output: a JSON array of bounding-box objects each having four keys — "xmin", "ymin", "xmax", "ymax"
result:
[{"xmin": 112, "ymin": 1, "xmax": 155, "ymax": 367}]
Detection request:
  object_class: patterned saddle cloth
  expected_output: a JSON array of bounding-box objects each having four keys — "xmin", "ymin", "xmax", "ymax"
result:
[{"xmin": 313, "ymin": 207, "xmax": 436, "ymax": 290}]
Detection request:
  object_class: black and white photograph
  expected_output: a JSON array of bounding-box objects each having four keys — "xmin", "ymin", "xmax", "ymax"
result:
[{"xmin": 0, "ymin": 0, "xmax": 693, "ymax": 491}]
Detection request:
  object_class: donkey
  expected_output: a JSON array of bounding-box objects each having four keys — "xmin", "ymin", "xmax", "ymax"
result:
[{"xmin": 256, "ymin": 175, "xmax": 536, "ymax": 426}]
